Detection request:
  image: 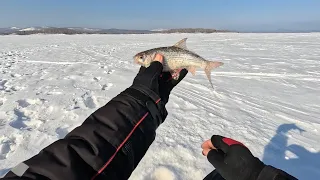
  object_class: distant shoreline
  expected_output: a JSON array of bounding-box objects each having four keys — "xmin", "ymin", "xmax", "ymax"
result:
[
  {"xmin": 0, "ymin": 27, "xmax": 235, "ymax": 35},
  {"xmin": 0, "ymin": 27, "xmax": 319, "ymax": 35}
]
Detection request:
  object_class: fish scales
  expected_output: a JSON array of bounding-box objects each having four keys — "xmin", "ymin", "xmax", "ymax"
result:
[{"xmin": 134, "ymin": 38, "xmax": 223, "ymax": 88}]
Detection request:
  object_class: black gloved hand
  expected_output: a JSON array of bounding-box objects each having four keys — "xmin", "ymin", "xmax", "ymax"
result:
[
  {"xmin": 202, "ymin": 135, "xmax": 265, "ymax": 180},
  {"xmin": 133, "ymin": 61, "xmax": 163, "ymax": 94},
  {"xmin": 133, "ymin": 54, "xmax": 188, "ymax": 104},
  {"xmin": 158, "ymin": 69, "xmax": 188, "ymax": 104}
]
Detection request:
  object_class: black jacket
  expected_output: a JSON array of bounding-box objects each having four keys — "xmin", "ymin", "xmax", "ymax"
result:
[{"xmin": 2, "ymin": 84, "xmax": 295, "ymax": 180}]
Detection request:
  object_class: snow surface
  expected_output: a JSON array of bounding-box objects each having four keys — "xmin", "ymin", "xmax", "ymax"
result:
[
  {"xmin": 67, "ymin": 27, "xmax": 101, "ymax": 32},
  {"xmin": 0, "ymin": 33, "xmax": 320, "ymax": 179},
  {"xmin": 18, "ymin": 27, "xmax": 37, "ymax": 31},
  {"xmin": 151, "ymin": 28, "xmax": 168, "ymax": 32}
]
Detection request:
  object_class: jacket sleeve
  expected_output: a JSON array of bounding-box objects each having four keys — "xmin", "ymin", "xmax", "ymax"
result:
[
  {"xmin": 257, "ymin": 166, "xmax": 298, "ymax": 180},
  {"xmin": 3, "ymin": 85, "xmax": 167, "ymax": 180}
]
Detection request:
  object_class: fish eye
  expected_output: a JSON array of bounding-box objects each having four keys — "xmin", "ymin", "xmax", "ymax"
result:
[{"xmin": 138, "ymin": 55, "xmax": 145, "ymax": 62}]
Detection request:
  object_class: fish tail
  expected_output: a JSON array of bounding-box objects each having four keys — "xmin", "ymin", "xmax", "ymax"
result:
[{"xmin": 204, "ymin": 61, "xmax": 224, "ymax": 88}]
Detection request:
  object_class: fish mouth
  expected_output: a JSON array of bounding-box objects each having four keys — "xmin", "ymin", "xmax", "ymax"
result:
[
  {"xmin": 133, "ymin": 54, "xmax": 138, "ymax": 62},
  {"xmin": 133, "ymin": 52, "xmax": 144, "ymax": 65},
  {"xmin": 133, "ymin": 56, "xmax": 139, "ymax": 64}
]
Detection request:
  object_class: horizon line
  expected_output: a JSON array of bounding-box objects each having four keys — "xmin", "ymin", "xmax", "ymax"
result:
[{"xmin": 1, "ymin": 26, "xmax": 320, "ymax": 33}]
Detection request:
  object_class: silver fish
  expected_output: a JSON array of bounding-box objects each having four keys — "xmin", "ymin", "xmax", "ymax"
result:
[{"xmin": 134, "ymin": 38, "xmax": 223, "ymax": 88}]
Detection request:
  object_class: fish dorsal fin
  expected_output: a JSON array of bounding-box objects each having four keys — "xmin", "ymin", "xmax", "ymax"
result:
[{"xmin": 173, "ymin": 38, "xmax": 188, "ymax": 50}]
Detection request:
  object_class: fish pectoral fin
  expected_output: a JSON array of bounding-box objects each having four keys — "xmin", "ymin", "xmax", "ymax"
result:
[
  {"xmin": 187, "ymin": 66, "xmax": 196, "ymax": 75},
  {"xmin": 173, "ymin": 38, "xmax": 188, "ymax": 50},
  {"xmin": 170, "ymin": 69, "xmax": 182, "ymax": 80}
]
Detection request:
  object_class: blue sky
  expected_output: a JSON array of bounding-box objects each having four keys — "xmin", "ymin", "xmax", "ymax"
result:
[{"xmin": 1, "ymin": 0, "xmax": 319, "ymax": 31}]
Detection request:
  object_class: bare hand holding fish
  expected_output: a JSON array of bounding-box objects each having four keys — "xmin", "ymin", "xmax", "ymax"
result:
[{"xmin": 134, "ymin": 38, "xmax": 223, "ymax": 88}]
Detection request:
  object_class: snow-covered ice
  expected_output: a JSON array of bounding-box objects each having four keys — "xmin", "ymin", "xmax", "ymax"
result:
[
  {"xmin": 0, "ymin": 33, "xmax": 319, "ymax": 179},
  {"xmin": 18, "ymin": 27, "xmax": 37, "ymax": 31}
]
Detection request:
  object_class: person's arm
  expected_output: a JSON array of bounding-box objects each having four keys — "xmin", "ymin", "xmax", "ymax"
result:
[
  {"xmin": 257, "ymin": 165, "xmax": 297, "ymax": 180},
  {"xmin": 202, "ymin": 135, "xmax": 297, "ymax": 180},
  {"xmin": 3, "ymin": 54, "xmax": 187, "ymax": 180}
]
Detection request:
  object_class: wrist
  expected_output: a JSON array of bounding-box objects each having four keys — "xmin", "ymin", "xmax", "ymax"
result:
[
  {"xmin": 250, "ymin": 158, "xmax": 266, "ymax": 180},
  {"xmin": 123, "ymin": 86, "xmax": 167, "ymax": 124},
  {"xmin": 257, "ymin": 165, "xmax": 297, "ymax": 180}
]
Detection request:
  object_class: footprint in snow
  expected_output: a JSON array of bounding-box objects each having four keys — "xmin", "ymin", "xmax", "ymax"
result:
[
  {"xmin": 0, "ymin": 98, "xmax": 4, "ymax": 106},
  {"xmin": 103, "ymin": 69, "xmax": 115, "ymax": 74},
  {"xmin": 0, "ymin": 79, "xmax": 8, "ymax": 91},
  {"xmin": 0, "ymin": 134, "xmax": 22, "ymax": 160},
  {"xmin": 81, "ymin": 92, "xmax": 97, "ymax": 109},
  {"xmin": 72, "ymin": 92, "xmax": 98, "ymax": 110},
  {"xmin": 55, "ymin": 125, "xmax": 70, "ymax": 139},
  {"xmin": 16, "ymin": 99, "xmax": 30, "ymax": 108},
  {"xmin": 0, "ymin": 79, "xmax": 17, "ymax": 92},
  {"xmin": 10, "ymin": 73, "xmax": 21, "ymax": 78},
  {"xmin": 101, "ymin": 83, "xmax": 113, "ymax": 90},
  {"xmin": 93, "ymin": 76, "xmax": 102, "ymax": 82},
  {"xmin": 9, "ymin": 108, "xmax": 31, "ymax": 130},
  {"xmin": 9, "ymin": 99, "xmax": 45, "ymax": 130},
  {"xmin": 0, "ymin": 141, "xmax": 12, "ymax": 160},
  {"xmin": 16, "ymin": 98, "xmax": 44, "ymax": 107}
]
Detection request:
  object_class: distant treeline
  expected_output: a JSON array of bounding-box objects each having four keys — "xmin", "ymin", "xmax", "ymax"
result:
[{"xmin": 0, "ymin": 27, "xmax": 234, "ymax": 35}]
